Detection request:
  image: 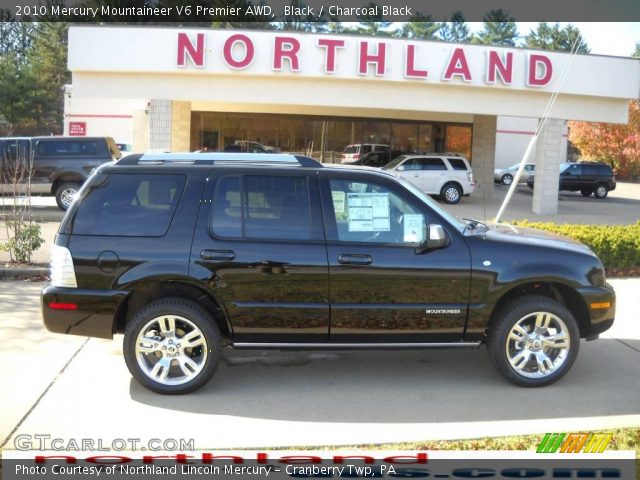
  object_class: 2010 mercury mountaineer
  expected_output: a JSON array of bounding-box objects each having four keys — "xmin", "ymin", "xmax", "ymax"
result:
[{"xmin": 41, "ymin": 153, "xmax": 615, "ymax": 394}]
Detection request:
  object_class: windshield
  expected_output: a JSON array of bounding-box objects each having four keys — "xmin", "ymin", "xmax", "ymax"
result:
[
  {"xmin": 382, "ymin": 155, "xmax": 407, "ymax": 170},
  {"xmin": 397, "ymin": 177, "xmax": 465, "ymax": 233},
  {"xmin": 343, "ymin": 145, "xmax": 358, "ymax": 154}
]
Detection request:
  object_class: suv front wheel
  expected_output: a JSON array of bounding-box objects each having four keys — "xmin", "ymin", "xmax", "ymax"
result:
[
  {"xmin": 124, "ymin": 298, "xmax": 222, "ymax": 394},
  {"xmin": 487, "ymin": 296, "xmax": 579, "ymax": 387}
]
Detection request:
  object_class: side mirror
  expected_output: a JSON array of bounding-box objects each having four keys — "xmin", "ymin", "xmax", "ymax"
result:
[
  {"xmin": 396, "ymin": 165, "xmax": 405, "ymax": 171},
  {"xmin": 416, "ymin": 224, "xmax": 449, "ymax": 253}
]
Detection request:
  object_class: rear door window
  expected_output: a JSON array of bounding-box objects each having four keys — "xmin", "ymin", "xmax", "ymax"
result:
[
  {"xmin": 210, "ymin": 175, "xmax": 311, "ymax": 241},
  {"xmin": 72, "ymin": 174, "xmax": 185, "ymax": 236},
  {"xmin": 416, "ymin": 158, "xmax": 447, "ymax": 170},
  {"xmin": 447, "ymin": 158, "xmax": 468, "ymax": 171}
]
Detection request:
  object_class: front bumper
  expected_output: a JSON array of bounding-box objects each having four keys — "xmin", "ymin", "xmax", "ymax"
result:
[
  {"xmin": 576, "ymin": 283, "xmax": 616, "ymax": 339},
  {"xmin": 41, "ymin": 286, "xmax": 128, "ymax": 339}
]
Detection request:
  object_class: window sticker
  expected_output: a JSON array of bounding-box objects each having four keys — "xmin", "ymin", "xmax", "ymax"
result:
[
  {"xmin": 403, "ymin": 214, "xmax": 425, "ymax": 242},
  {"xmin": 347, "ymin": 193, "xmax": 390, "ymax": 232},
  {"xmin": 332, "ymin": 191, "xmax": 346, "ymax": 214}
]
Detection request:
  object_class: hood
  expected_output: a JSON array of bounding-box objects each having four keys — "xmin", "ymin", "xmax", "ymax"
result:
[{"xmin": 481, "ymin": 223, "xmax": 594, "ymax": 255}]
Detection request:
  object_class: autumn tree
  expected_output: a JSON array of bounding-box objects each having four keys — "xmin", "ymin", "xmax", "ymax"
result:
[{"xmin": 569, "ymin": 101, "xmax": 640, "ymax": 180}]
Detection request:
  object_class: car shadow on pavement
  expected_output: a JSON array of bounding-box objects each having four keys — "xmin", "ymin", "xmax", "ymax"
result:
[{"xmin": 130, "ymin": 338, "xmax": 640, "ymax": 423}]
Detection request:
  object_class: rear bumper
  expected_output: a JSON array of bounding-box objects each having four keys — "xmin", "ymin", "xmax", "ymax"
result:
[
  {"xmin": 576, "ymin": 283, "xmax": 616, "ymax": 338},
  {"xmin": 41, "ymin": 285, "xmax": 128, "ymax": 339}
]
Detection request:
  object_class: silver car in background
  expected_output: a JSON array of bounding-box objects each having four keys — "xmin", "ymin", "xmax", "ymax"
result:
[{"xmin": 494, "ymin": 163, "xmax": 535, "ymax": 185}]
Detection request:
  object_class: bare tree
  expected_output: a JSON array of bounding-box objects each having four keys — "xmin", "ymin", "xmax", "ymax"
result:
[{"xmin": 1, "ymin": 141, "xmax": 44, "ymax": 264}]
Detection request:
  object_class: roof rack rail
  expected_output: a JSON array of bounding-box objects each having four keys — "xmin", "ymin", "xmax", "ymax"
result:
[{"xmin": 116, "ymin": 152, "xmax": 323, "ymax": 168}]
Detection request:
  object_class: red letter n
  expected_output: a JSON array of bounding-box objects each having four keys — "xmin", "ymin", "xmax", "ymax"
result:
[{"xmin": 177, "ymin": 32, "xmax": 204, "ymax": 67}]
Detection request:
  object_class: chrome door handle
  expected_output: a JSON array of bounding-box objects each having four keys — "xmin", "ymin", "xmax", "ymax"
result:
[
  {"xmin": 338, "ymin": 254, "xmax": 373, "ymax": 265},
  {"xmin": 200, "ymin": 249, "xmax": 236, "ymax": 261}
]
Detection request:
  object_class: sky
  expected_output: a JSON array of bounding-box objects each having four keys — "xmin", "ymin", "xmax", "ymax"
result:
[{"xmin": 468, "ymin": 22, "xmax": 639, "ymax": 57}]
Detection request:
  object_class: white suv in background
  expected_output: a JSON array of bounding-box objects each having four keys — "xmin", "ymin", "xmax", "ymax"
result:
[
  {"xmin": 382, "ymin": 154, "xmax": 475, "ymax": 204},
  {"xmin": 340, "ymin": 144, "xmax": 389, "ymax": 163}
]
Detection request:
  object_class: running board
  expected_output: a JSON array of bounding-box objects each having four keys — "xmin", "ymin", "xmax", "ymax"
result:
[{"xmin": 232, "ymin": 342, "xmax": 482, "ymax": 350}]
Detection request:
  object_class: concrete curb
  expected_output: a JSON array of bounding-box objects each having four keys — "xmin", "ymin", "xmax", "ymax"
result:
[{"xmin": 0, "ymin": 266, "xmax": 49, "ymax": 280}]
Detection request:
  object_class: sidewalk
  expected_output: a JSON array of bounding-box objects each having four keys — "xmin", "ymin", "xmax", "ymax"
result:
[{"xmin": 1, "ymin": 279, "xmax": 638, "ymax": 450}]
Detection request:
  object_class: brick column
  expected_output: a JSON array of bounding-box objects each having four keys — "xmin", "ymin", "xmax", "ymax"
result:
[
  {"xmin": 149, "ymin": 99, "xmax": 172, "ymax": 152},
  {"xmin": 532, "ymin": 118, "xmax": 564, "ymax": 215},
  {"xmin": 132, "ymin": 109, "xmax": 149, "ymax": 153},
  {"xmin": 170, "ymin": 101, "xmax": 192, "ymax": 152},
  {"xmin": 471, "ymin": 115, "xmax": 497, "ymax": 200}
]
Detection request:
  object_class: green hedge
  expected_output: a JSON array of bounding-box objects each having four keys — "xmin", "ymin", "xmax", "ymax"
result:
[{"xmin": 512, "ymin": 221, "xmax": 640, "ymax": 269}]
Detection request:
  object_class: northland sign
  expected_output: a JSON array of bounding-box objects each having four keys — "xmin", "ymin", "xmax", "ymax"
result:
[
  {"xmin": 67, "ymin": 27, "xmax": 640, "ymax": 123},
  {"xmin": 176, "ymin": 31, "xmax": 554, "ymax": 88}
]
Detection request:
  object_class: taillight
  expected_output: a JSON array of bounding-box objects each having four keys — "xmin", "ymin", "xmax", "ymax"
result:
[
  {"xmin": 50, "ymin": 245, "xmax": 77, "ymax": 288},
  {"xmin": 468, "ymin": 172, "xmax": 475, "ymax": 183},
  {"xmin": 48, "ymin": 303, "xmax": 78, "ymax": 310},
  {"xmin": 354, "ymin": 154, "xmax": 360, "ymax": 160}
]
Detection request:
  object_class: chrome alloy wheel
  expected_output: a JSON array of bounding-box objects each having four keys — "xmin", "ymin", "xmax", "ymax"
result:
[
  {"xmin": 135, "ymin": 315, "xmax": 208, "ymax": 385},
  {"xmin": 444, "ymin": 186, "xmax": 460, "ymax": 203},
  {"xmin": 505, "ymin": 311, "xmax": 570, "ymax": 379},
  {"xmin": 60, "ymin": 187, "xmax": 78, "ymax": 209}
]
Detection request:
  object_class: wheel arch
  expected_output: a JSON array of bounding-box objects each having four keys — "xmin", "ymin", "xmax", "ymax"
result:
[
  {"xmin": 489, "ymin": 281, "xmax": 590, "ymax": 338},
  {"xmin": 51, "ymin": 175, "xmax": 84, "ymax": 195},
  {"xmin": 114, "ymin": 280, "xmax": 232, "ymax": 341}
]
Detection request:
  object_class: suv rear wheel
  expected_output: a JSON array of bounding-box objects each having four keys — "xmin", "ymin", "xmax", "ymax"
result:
[
  {"xmin": 594, "ymin": 184, "xmax": 608, "ymax": 199},
  {"xmin": 440, "ymin": 182, "xmax": 462, "ymax": 204},
  {"xmin": 124, "ymin": 298, "xmax": 222, "ymax": 394},
  {"xmin": 55, "ymin": 182, "xmax": 82, "ymax": 211},
  {"xmin": 487, "ymin": 295, "xmax": 579, "ymax": 387}
]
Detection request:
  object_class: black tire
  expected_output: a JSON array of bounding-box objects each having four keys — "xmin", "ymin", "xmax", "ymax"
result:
[
  {"xmin": 55, "ymin": 182, "xmax": 82, "ymax": 211},
  {"xmin": 594, "ymin": 184, "xmax": 608, "ymax": 199},
  {"xmin": 440, "ymin": 182, "xmax": 462, "ymax": 204},
  {"xmin": 486, "ymin": 295, "xmax": 580, "ymax": 387},
  {"xmin": 580, "ymin": 189, "xmax": 592, "ymax": 197},
  {"xmin": 501, "ymin": 174, "xmax": 513, "ymax": 185},
  {"xmin": 124, "ymin": 297, "xmax": 222, "ymax": 394}
]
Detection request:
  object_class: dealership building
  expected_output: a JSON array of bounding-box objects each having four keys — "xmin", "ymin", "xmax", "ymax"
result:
[{"xmin": 64, "ymin": 25, "xmax": 640, "ymax": 214}]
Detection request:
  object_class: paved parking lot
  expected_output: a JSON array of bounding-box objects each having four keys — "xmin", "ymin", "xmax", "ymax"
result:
[
  {"xmin": 448, "ymin": 182, "xmax": 640, "ymax": 225},
  {"xmin": 1, "ymin": 279, "xmax": 639, "ymax": 450}
]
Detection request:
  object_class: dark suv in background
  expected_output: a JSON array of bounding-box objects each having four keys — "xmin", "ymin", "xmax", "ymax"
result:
[
  {"xmin": 527, "ymin": 161, "xmax": 616, "ymax": 199},
  {"xmin": 0, "ymin": 136, "xmax": 120, "ymax": 210},
  {"xmin": 42, "ymin": 153, "xmax": 615, "ymax": 394}
]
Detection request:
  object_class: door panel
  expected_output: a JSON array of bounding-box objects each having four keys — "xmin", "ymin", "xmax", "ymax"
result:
[
  {"xmin": 190, "ymin": 171, "xmax": 330, "ymax": 343},
  {"xmin": 321, "ymin": 173, "xmax": 471, "ymax": 342}
]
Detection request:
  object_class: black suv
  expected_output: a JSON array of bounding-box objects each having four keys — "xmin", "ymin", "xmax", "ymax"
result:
[
  {"xmin": 0, "ymin": 136, "xmax": 121, "ymax": 210},
  {"xmin": 527, "ymin": 162, "xmax": 616, "ymax": 199},
  {"xmin": 42, "ymin": 153, "xmax": 615, "ymax": 394}
]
